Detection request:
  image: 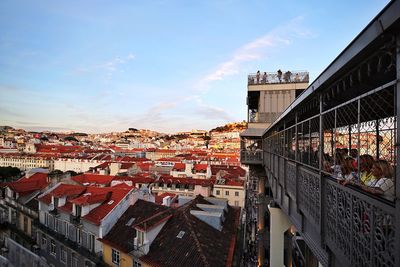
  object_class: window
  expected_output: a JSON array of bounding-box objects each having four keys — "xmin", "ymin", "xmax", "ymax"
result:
[
  {"xmin": 60, "ymin": 246, "xmax": 67, "ymax": 263},
  {"xmin": 225, "ymin": 191, "xmax": 229, "ymax": 196},
  {"xmin": 88, "ymin": 234, "xmax": 95, "ymax": 251},
  {"xmin": 134, "ymin": 259, "xmax": 142, "ymax": 267},
  {"xmin": 23, "ymin": 216, "xmax": 28, "ymax": 233},
  {"xmin": 235, "ymin": 191, "xmax": 239, "ymax": 197},
  {"xmin": 216, "ymin": 190, "xmax": 220, "ymax": 195},
  {"xmin": 71, "ymin": 253, "xmax": 78, "ymax": 267},
  {"xmin": 50, "ymin": 239, "xmax": 56, "ymax": 255},
  {"xmin": 41, "ymin": 236, "xmax": 47, "ymax": 247},
  {"xmin": 55, "ymin": 219, "xmax": 59, "ymax": 232},
  {"xmin": 77, "ymin": 228, "xmax": 81, "ymax": 244},
  {"xmin": 112, "ymin": 249, "xmax": 120, "ymax": 265},
  {"xmin": 234, "ymin": 201, "xmax": 239, "ymax": 206},
  {"xmin": 137, "ymin": 230, "xmax": 144, "ymax": 245},
  {"xmin": 45, "ymin": 213, "xmax": 49, "ymax": 226},
  {"xmin": 65, "ymin": 222, "xmax": 69, "ymax": 237},
  {"xmin": 75, "ymin": 205, "xmax": 82, "ymax": 217}
]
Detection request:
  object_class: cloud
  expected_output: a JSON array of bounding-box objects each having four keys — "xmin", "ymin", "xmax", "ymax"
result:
[
  {"xmin": 194, "ymin": 98, "xmax": 234, "ymax": 122},
  {"xmin": 197, "ymin": 16, "xmax": 310, "ymax": 90},
  {"xmin": 74, "ymin": 53, "xmax": 136, "ymax": 77}
]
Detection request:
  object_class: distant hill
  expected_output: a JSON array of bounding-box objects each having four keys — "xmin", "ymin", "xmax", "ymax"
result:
[{"xmin": 210, "ymin": 122, "xmax": 247, "ymax": 133}]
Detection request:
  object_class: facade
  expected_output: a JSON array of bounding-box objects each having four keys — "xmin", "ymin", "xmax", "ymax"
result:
[
  {"xmin": 213, "ymin": 179, "xmax": 245, "ymax": 207},
  {"xmin": 0, "ymin": 154, "xmax": 54, "ymax": 171},
  {"xmin": 151, "ymin": 176, "xmax": 213, "ymax": 198},
  {"xmin": 54, "ymin": 157, "xmax": 109, "ymax": 173},
  {"xmin": 247, "ymin": 71, "xmax": 308, "ymax": 129}
]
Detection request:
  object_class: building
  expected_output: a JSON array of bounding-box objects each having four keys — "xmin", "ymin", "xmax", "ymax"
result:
[
  {"xmin": 99, "ymin": 195, "xmax": 241, "ymax": 267},
  {"xmin": 241, "ymin": 72, "xmax": 309, "ymax": 266},
  {"xmin": 151, "ymin": 175, "xmax": 213, "ymax": 198},
  {"xmin": 98, "ymin": 199, "xmax": 170, "ymax": 267},
  {"xmin": 212, "ymin": 178, "xmax": 245, "ymax": 207},
  {"xmin": 0, "ymin": 153, "xmax": 54, "ymax": 171},
  {"xmin": 241, "ymin": 1, "xmax": 400, "ymax": 266},
  {"xmin": 54, "ymin": 155, "xmax": 112, "ymax": 173},
  {"xmin": 36, "ymin": 183, "xmax": 136, "ymax": 266},
  {"xmin": 247, "ymin": 70, "xmax": 308, "ymax": 129},
  {"xmin": 0, "ymin": 173, "xmax": 50, "ymax": 266}
]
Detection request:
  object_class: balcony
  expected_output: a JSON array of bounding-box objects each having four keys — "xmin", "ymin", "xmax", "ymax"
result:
[
  {"xmin": 248, "ymin": 71, "xmax": 309, "ymax": 85},
  {"xmin": 261, "ymin": 3, "xmax": 399, "ymax": 266},
  {"xmin": 240, "ymin": 150, "xmax": 263, "ymax": 165}
]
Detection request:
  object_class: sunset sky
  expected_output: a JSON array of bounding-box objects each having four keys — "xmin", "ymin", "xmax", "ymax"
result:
[{"xmin": 0, "ymin": 0, "xmax": 389, "ymax": 133}]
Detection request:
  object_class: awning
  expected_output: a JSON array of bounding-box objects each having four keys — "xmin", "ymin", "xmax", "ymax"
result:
[{"xmin": 240, "ymin": 128, "xmax": 265, "ymax": 138}]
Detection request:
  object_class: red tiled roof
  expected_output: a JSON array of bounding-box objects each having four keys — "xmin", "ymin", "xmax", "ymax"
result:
[
  {"xmin": 114, "ymin": 176, "xmax": 154, "ymax": 185},
  {"xmin": 156, "ymin": 157, "xmax": 182, "ymax": 162},
  {"xmin": 72, "ymin": 174, "xmax": 115, "ymax": 186},
  {"xmin": 70, "ymin": 191, "xmax": 111, "ymax": 205},
  {"xmin": 48, "ymin": 184, "xmax": 86, "ymax": 198},
  {"xmin": 137, "ymin": 162, "xmax": 154, "ymax": 171},
  {"xmin": 82, "ymin": 187, "xmax": 132, "ymax": 225},
  {"xmin": 120, "ymin": 162, "xmax": 134, "ymax": 169},
  {"xmin": 140, "ymin": 195, "xmax": 241, "ymax": 267},
  {"xmin": 111, "ymin": 183, "xmax": 134, "ymax": 189},
  {"xmin": 99, "ymin": 200, "xmax": 170, "ymax": 253},
  {"xmin": 193, "ymin": 164, "xmax": 207, "ymax": 172},
  {"xmin": 6, "ymin": 173, "xmax": 49, "ymax": 195},
  {"xmin": 172, "ymin": 163, "xmax": 185, "ymax": 171}
]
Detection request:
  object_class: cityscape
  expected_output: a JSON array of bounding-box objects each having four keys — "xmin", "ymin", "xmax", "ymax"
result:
[{"xmin": 0, "ymin": 1, "xmax": 399, "ymax": 267}]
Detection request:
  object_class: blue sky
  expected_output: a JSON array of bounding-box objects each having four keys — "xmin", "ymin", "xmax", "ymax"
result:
[{"xmin": 0, "ymin": 0, "xmax": 390, "ymax": 133}]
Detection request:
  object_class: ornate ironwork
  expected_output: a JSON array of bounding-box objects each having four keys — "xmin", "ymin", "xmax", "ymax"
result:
[
  {"xmin": 298, "ymin": 167, "xmax": 320, "ymax": 226},
  {"xmin": 325, "ymin": 180, "xmax": 396, "ymax": 266},
  {"xmin": 286, "ymin": 161, "xmax": 296, "ymax": 199},
  {"xmin": 279, "ymin": 157, "xmax": 285, "ymax": 185}
]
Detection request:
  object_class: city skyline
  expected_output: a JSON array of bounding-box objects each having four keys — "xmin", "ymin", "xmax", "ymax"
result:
[{"xmin": 0, "ymin": 0, "xmax": 389, "ymax": 133}]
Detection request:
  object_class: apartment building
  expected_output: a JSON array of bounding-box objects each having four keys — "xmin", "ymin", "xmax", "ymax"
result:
[
  {"xmin": 0, "ymin": 173, "xmax": 50, "ymax": 266},
  {"xmin": 99, "ymin": 195, "xmax": 240, "ymax": 267},
  {"xmin": 0, "ymin": 153, "xmax": 54, "ymax": 171},
  {"xmin": 36, "ymin": 183, "xmax": 136, "ymax": 266}
]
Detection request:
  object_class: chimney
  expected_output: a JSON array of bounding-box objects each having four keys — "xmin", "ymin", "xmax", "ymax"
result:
[{"xmin": 162, "ymin": 196, "xmax": 171, "ymax": 207}]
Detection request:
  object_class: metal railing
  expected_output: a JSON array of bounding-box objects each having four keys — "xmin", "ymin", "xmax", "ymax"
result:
[
  {"xmin": 248, "ymin": 71, "xmax": 309, "ymax": 85},
  {"xmin": 262, "ymin": 27, "xmax": 399, "ymax": 266},
  {"xmin": 240, "ymin": 150, "xmax": 263, "ymax": 164}
]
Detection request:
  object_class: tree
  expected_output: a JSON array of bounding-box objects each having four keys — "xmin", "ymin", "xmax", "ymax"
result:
[{"xmin": 0, "ymin": 167, "xmax": 22, "ymax": 181}]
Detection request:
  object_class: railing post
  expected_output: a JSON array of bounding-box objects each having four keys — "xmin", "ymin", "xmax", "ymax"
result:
[
  {"xmin": 295, "ymin": 112, "xmax": 299, "ymax": 210},
  {"xmin": 395, "ymin": 33, "xmax": 400, "ymax": 267},
  {"xmin": 319, "ymin": 93, "xmax": 326, "ymax": 246}
]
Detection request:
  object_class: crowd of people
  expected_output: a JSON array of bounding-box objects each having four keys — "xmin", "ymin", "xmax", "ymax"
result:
[
  {"xmin": 250, "ymin": 70, "xmax": 308, "ymax": 84},
  {"xmin": 324, "ymin": 148, "xmax": 395, "ymax": 200}
]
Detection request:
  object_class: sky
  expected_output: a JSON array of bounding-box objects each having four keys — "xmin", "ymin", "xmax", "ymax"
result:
[{"xmin": 0, "ymin": 0, "xmax": 390, "ymax": 133}]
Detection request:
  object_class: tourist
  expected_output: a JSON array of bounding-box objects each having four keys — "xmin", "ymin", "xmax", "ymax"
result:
[
  {"xmin": 262, "ymin": 72, "xmax": 267, "ymax": 83},
  {"xmin": 339, "ymin": 157, "xmax": 355, "ymax": 182},
  {"xmin": 256, "ymin": 70, "xmax": 260, "ymax": 84},
  {"xmin": 277, "ymin": 69, "xmax": 282, "ymax": 82},
  {"xmin": 361, "ymin": 159, "xmax": 394, "ymax": 198}
]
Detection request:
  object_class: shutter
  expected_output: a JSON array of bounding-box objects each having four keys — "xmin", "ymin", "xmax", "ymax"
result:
[
  {"xmin": 69, "ymin": 225, "xmax": 76, "ymax": 242},
  {"xmin": 48, "ymin": 215, "xmax": 54, "ymax": 230},
  {"xmin": 82, "ymin": 231, "xmax": 88, "ymax": 248}
]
